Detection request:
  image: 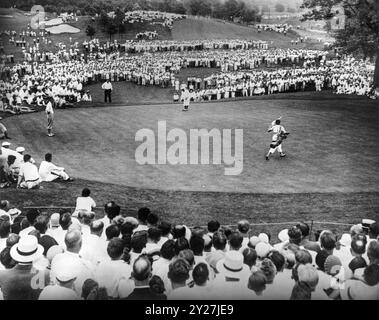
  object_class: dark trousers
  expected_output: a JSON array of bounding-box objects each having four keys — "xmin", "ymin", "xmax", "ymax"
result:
[{"xmin": 104, "ymin": 89, "xmax": 112, "ymax": 103}]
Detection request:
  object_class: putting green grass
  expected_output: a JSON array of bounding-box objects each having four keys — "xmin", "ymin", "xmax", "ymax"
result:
[
  {"xmin": 2, "ymin": 95, "xmax": 379, "ymax": 193},
  {"xmin": 1, "ymin": 93, "xmax": 379, "ymax": 233}
]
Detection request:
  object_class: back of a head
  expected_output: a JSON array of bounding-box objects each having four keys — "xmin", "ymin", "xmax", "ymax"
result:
[
  {"xmin": 0, "ymin": 219, "xmax": 11, "ymax": 238},
  {"xmin": 104, "ymin": 201, "xmax": 120, "ymax": 220},
  {"xmin": 363, "ymin": 264, "xmax": 379, "ymax": 286},
  {"xmin": 107, "ymin": 238, "xmax": 125, "ymax": 260},
  {"xmin": 174, "ymin": 236, "xmax": 190, "ymax": 255},
  {"xmin": 268, "ymin": 250, "xmax": 286, "ymax": 271},
  {"xmin": 237, "ymin": 220, "xmax": 250, "ymax": 234},
  {"xmin": 243, "ymin": 247, "xmax": 257, "ymax": 268},
  {"xmin": 105, "ymin": 224, "xmax": 120, "ymax": 240},
  {"xmin": 296, "ymin": 222, "xmax": 310, "ymax": 238},
  {"xmin": 288, "ymin": 226, "xmax": 302, "ymax": 245},
  {"xmin": 133, "ymin": 255, "xmax": 152, "ymax": 282},
  {"xmin": 229, "ymin": 232, "xmax": 243, "ymax": 250},
  {"xmin": 45, "ymin": 153, "xmax": 52, "ymax": 162},
  {"xmin": 177, "ymin": 249, "xmax": 195, "ymax": 268},
  {"xmin": 315, "ymin": 250, "xmax": 330, "ymax": 271},
  {"xmin": 259, "ymin": 258, "xmax": 277, "ymax": 284},
  {"xmin": 192, "ymin": 263, "xmax": 209, "ymax": 286},
  {"xmin": 26, "ymin": 208, "xmax": 40, "ymax": 225},
  {"xmin": 212, "ymin": 231, "xmax": 227, "ymax": 251},
  {"xmin": 137, "ymin": 207, "xmax": 150, "ymax": 224},
  {"xmin": 131, "ymin": 232, "xmax": 148, "ymax": 253},
  {"xmin": 369, "ymin": 222, "xmax": 379, "ymax": 239},
  {"xmin": 90, "ymin": 220, "xmax": 104, "ymax": 235},
  {"xmin": 158, "ymin": 221, "xmax": 171, "ymax": 237},
  {"xmin": 23, "ymin": 154, "xmax": 31, "ymax": 163},
  {"xmin": 147, "ymin": 212, "xmax": 159, "ymax": 226},
  {"xmin": 367, "ymin": 240, "xmax": 379, "ymax": 262},
  {"xmin": 290, "ymin": 282, "xmax": 312, "ymax": 300},
  {"xmin": 160, "ymin": 239, "xmax": 176, "ymax": 260},
  {"xmin": 168, "ymin": 258, "xmax": 190, "ymax": 284},
  {"xmin": 65, "ymin": 229, "xmax": 82, "ymax": 251},
  {"xmin": 59, "ymin": 212, "xmax": 72, "ymax": 230},
  {"xmin": 34, "ymin": 215, "xmax": 49, "ymax": 234},
  {"xmin": 351, "ymin": 236, "xmax": 366, "ymax": 255},
  {"xmin": 297, "ymin": 264, "xmax": 319, "ymax": 291},
  {"xmin": 149, "ymin": 275, "xmax": 165, "ymax": 295},
  {"xmin": 172, "ymin": 225, "xmax": 186, "ymax": 239},
  {"xmin": 0, "ymin": 247, "xmax": 17, "ymax": 269},
  {"xmin": 6, "ymin": 233, "xmax": 19, "ymax": 248},
  {"xmin": 207, "ymin": 220, "xmax": 220, "ymax": 233},
  {"xmin": 295, "ymin": 249, "xmax": 313, "ymax": 265},
  {"xmin": 320, "ymin": 231, "xmax": 336, "ymax": 251},
  {"xmin": 275, "ymin": 119, "xmax": 281, "ymax": 125},
  {"xmin": 248, "ymin": 270, "xmax": 267, "ymax": 293},
  {"xmin": 189, "ymin": 235, "xmax": 204, "ymax": 256},
  {"xmin": 148, "ymin": 227, "xmax": 162, "ymax": 243},
  {"xmin": 81, "ymin": 188, "xmax": 91, "ymax": 197},
  {"xmin": 348, "ymin": 256, "xmax": 367, "ymax": 273}
]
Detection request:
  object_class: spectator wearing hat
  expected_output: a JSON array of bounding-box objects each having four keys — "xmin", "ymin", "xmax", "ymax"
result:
[
  {"xmin": 95, "ymin": 238, "xmax": 132, "ymax": 298},
  {"xmin": 50, "ymin": 229, "xmax": 94, "ymax": 296},
  {"xmin": 0, "ymin": 235, "xmax": 45, "ymax": 300},
  {"xmin": 212, "ymin": 251, "xmax": 251, "ymax": 299},
  {"xmin": 39, "ymin": 257, "xmax": 79, "ymax": 300}
]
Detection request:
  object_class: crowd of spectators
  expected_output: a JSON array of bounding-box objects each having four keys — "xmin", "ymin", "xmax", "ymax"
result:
[
  {"xmin": 256, "ymin": 24, "xmax": 292, "ymax": 35},
  {"xmin": 123, "ymin": 10, "xmax": 186, "ymax": 29},
  {"xmin": 0, "ymin": 200, "xmax": 378, "ymax": 300}
]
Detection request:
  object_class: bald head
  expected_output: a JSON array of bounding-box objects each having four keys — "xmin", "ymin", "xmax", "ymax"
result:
[
  {"xmin": 90, "ymin": 220, "xmax": 104, "ymax": 237},
  {"xmin": 132, "ymin": 256, "xmax": 152, "ymax": 283},
  {"xmin": 65, "ymin": 229, "xmax": 82, "ymax": 253}
]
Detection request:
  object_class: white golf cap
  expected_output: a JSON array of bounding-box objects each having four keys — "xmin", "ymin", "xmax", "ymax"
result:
[
  {"xmin": 2, "ymin": 141, "xmax": 11, "ymax": 147},
  {"xmin": 16, "ymin": 146, "xmax": 25, "ymax": 153}
]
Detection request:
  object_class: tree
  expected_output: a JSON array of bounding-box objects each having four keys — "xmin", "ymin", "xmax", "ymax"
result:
[
  {"xmin": 301, "ymin": 0, "xmax": 379, "ymax": 88},
  {"xmin": 187, "ymin": 0, "xmax": 212, "ymax": 16},
  {"xmin": 275, "ymin": 3, "xmax": 285, "ymax": 13},
  {"xmin": 85, "ymin": 25, "xmax": 96, "ymax": 39}
]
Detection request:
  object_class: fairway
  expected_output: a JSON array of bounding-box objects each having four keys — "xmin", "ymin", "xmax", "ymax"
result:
[{"xmin": 3, "ymin": 96, "xmax": 379, "ymax": 194}]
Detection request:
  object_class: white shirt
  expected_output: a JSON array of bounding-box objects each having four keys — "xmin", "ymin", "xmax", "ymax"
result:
[
  {"xmin": 45, "ymin": 101, "xmax": 53, "ymax": 114},
  {"xmin": 75, "ymin": 196, "xmax": 96, "ymax": 213},
  {"xmin": 39, "ymin": 285, "xmax": 79, "ymax": 300},
  {"xmin": 39, "ymin": 160, "xmax": 63, "ymax": 181},
  {"xmin": 102, "ymin": 82, "xmax": 113, "ymax": 90},
  {"xmin": 19, "ymin": 162, "xmax": 40, "ymax": 182},
  {"xmin": 80, "ymin": 233, "xmax": 108, "ymax": 266},
  {"xmin": 95, "ymin": 260, "xmax": 132, "ymax": 298},
  {"xmin": 51, "ymin": 251, "xmax": 94, "ymax": 296}
]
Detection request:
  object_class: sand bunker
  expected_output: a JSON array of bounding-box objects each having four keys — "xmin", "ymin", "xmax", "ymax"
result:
[
  {"xmin": 43, "ymin": 18, "xmax": 64, "ymax": 26},
  {"xmin": 46, "ymin": 24, "xmax": 80, "ymax": 34}
]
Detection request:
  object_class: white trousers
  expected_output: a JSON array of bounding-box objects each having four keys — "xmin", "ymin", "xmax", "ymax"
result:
[
  {"xmin": 269, "ymin": 144, "xmax": 283, "ymax": 154},
  {"xmin": 44, "ymin": 170, "xmax": 70, "ymax": 182}
]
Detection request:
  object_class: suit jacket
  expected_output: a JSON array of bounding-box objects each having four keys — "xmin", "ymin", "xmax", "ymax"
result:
[
  {"xmin": 0, "ymin": 264, "xmax": 43, "ymax": 300},
  {"xmin": 125, "ymin": 286, "xmax": 166, "ymax": 300}
]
